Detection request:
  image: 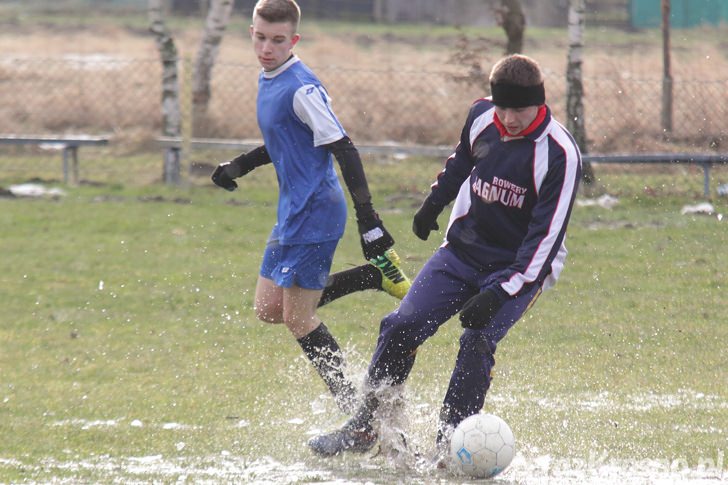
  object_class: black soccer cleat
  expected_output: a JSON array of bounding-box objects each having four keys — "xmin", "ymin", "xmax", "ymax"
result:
[{"xmin": 308, "ymin": 419, "xmax": 378, "ymax": 457}]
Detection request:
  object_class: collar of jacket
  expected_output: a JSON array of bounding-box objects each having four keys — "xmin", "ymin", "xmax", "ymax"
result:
[{"xmin": 493, "ymin": 104, "xmax": 549, "ymax": 141}]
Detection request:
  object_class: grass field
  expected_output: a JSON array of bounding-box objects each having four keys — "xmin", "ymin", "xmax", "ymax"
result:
[{"xmin": 1, "ymin": 155, "xmax": 726, "ymax": 483}]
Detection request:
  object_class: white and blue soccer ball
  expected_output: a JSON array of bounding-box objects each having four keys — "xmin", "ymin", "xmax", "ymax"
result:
[{"xmin": 449, "ymin": 413, "xmax": 515, "ymax": 479}]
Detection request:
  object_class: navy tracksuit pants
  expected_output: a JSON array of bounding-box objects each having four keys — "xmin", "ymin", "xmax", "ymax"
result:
[{"xmin": 367, "ymin": 245, "xmax": 541, "ymax": 427}]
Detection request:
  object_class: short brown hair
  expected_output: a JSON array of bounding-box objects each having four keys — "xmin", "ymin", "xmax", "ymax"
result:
[
  {"xmin": 253, "ymin": 0, "xmax": 301, "ymax": 31},
  {"xmin": 489, "ymin": 54, "xmax": 543, "ymax": 87}
]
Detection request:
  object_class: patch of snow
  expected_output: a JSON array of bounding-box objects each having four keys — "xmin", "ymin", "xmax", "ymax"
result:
[
  {"xmin": 52, "ymin": 418, "xmax": 119, "ymax": 430},
  {"xmin": 577, "ymin": 194, "xmax": 619, "ymax": 209},
  {"xmin": 680, "ymin": 202, "xmax": 715, "ymax": 216},
  {"xmin": 8, "ymin": 183, "xmax": 66, "ymax": 198}
]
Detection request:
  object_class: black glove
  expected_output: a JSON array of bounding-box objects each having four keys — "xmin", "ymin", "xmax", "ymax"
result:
[
  {"xmin": 357, "ymin": 213, "xmax": 395, "ymax": 260},
  {"xmin": 412, "ymin": 197, "xmax": 443, "ymax": 241},
  {"xmin": 459, "ymin": 288, "xmax": 506, "ymax": 330},
  {"xmin": 211, "ymin": 146, "xmax": 272, "ymax": 192},
  {"xmin": 211, "ymin": 162, "xmax": 238, "ymax": 192}
]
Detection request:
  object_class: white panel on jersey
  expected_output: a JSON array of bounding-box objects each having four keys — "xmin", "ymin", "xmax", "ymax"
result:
[
  {"xmin": 503, "ymin": 122, "xmax": 581, "ymax": 296},
  {"xmin": 533, "ymin": 138, "xmax": 549, "ymax": 194},
  {"xmin": 469, "ymin": 108, "xmax": 494, "ymax": 148},
  {"xmin": 293, "ymin": 84, "xmax": 346, "ymax": 147}
]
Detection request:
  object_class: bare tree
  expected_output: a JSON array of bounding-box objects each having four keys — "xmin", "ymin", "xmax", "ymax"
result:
[
  {"xmin": 495, "ymin": 0, "xmax": 525, "ymax": 54},
  {"xmin": 193, "ymin": 0, "xmax": 235, "ymax": 135},
  {"xmin": 149, "ymin": 0, "xmax": 182, "ymax": 185},
  {"xmin": 566, "ymin": 0, "xmax": 594, "ymax": 185},
  {"xmin": 373, "ymin": 0, "xmax": 384, "ymax": 22}
]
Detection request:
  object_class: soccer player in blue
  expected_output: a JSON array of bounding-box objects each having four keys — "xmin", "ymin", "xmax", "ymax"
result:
[
  {"xmin": 308, "ymin": 54, "xmax": 582, "ymax": 457},
  {"xmin": 211, "ymin": 0, "xmax": 410, "ymax": 414}
]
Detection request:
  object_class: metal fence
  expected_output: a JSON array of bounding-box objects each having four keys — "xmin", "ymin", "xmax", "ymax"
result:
[{"xmin": 1, "ymin": 56, "xmax": 726, "ymax": 154}]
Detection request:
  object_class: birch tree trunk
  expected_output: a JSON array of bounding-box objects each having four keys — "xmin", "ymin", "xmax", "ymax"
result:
[
  {"xmin": 149, "ymin": 0, "xmax": 181, "ymax": 185},
  {"xmin": 192, "ymin": 0, "xmax": 235, "ymax": 135},
  {"xmin": 566, "ymin": 0, "xmax": 594, "ymax": 185}
]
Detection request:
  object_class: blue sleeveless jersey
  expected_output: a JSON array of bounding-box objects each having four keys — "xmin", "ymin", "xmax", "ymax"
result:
[{"xmin": 256, "ymin": 56, "xmax": 347, "ymax": 245}]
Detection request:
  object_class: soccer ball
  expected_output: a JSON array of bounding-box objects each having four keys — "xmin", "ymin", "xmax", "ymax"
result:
[{"xmin": 448, "ymin": 413, "xmax": 515, "ymax": 479}]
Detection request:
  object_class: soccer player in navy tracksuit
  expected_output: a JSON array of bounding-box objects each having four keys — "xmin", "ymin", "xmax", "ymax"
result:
[
  {"xmin": 309, "ymin": 54, "xmax": 582, "ymax": 457},
  {"xmin": 211, "ymin": 0, "xmax": 410, "ymax": 414}
]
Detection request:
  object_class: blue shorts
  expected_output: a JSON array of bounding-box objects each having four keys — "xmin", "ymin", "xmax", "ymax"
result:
[{"xmin": 260, "ymin": 239, "xmax": 339, "ymax": 290}]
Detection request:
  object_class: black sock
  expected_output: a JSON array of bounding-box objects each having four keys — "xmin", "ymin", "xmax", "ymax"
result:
[
  {"xmin": 297, "ymin": 323, "xmax": 356, "ymax": 411},
  {"xmin": 318, "ymin": 264, "xmax": 382, "ymax": 307},
  {"xmin": 350, "ymin": 391, "xmax": 379, "ymax": 432}
]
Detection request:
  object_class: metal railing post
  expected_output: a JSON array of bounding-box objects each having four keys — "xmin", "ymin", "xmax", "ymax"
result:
[{"xmin": 701, "ymin": 162, "xmax": 711, "ymax": 198}]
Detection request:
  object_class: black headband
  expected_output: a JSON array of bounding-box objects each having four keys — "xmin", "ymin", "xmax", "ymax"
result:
[{"xmin": 490, "ymin": 82, "xmax": 545, "ymax": 108}]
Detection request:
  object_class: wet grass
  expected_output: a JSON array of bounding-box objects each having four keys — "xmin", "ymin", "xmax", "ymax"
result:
[{"xmin": 0, "ymin": 156, "xmax": 726, "ymax": 482}]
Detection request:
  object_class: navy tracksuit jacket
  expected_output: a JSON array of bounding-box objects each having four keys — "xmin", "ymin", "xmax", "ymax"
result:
[{"xmin": 367, "ymin": 98, "xmax": 582, "ymax": 426}]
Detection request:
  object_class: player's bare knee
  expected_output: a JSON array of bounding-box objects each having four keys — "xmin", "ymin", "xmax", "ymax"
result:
[
  {"xmin": 281, "ymin": 311, "xmax": 305, "ymax": 328},
  {"xmin": 254, "ymin": 302, "xmax": 283, "ymax": 323}
]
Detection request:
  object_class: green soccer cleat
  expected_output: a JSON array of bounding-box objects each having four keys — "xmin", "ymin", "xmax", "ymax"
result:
[{"xmin": 369, "ymin": 248, "xmax": 411, "ymax": 300}]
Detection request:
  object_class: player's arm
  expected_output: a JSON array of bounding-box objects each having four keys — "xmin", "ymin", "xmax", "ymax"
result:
[
  {"xmin": 292, "ymin": 83, "xmax": 394, "ymax": 259},
  {"xmin": 413, "ymin": 105, "xmax": 479, "ymax": 240},
  {"xmin": 326, "ymin": 136, "xmax": 394, "ymax": 260},
  {"xmin": 211, "ymin": 145, "xmax": 272, "ymax": 191}
]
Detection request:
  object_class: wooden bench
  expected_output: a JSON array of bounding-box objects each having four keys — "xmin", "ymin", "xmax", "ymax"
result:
[{"xmin": 0, "ymin": 134, "xmax": 110, "ymax": 185}]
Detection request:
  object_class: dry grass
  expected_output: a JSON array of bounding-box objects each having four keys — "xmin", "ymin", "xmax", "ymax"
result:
[{"xmin": 0, "ymin": 17, "xmax": 727, "ymax": 152}]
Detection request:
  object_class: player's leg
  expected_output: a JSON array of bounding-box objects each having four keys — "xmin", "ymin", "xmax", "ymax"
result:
[
  {"xmin": 317, "ymin": 248, "xmax": 412, "ymax": 307},
  {"xmin": 254, "ymin": 239, "xmax": 286, "ymax": 323},
  {"xmin": 317, "ymin": 264, "xmax": 381, "ymax": 307},
  {"xmin": 308, "ymin": 247, "xmax": 476, "ymax": 456},
  {"xmin": 264, "ymin": 240, "xmax": 357, "ymax": 413},
  {"xmin": 254, "ymin": 272, "xmax": 356, "ymax": 411},
  {"xmin": 367, "ymin": 247, "xmax": 477, "ymax": 387},
  {"xmin": 286, "ymin": 288, "xmax": 357, "ymax": 413},
  {"xmin": 280, "ymin": 284, "xmax": 325, "ymax": 338},
  {"xmin": 253, "ymin": 274, "xmax": 284, "ymax": 323},
  {"xmin": 437, "ymin": 284, "xmax": 542, "ymax": 446}
]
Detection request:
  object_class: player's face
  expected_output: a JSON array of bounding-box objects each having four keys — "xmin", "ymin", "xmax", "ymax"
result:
[
  {"xmin": 250, "ymin": 17, "xmax": 300, "ymax": 71},
  {"xmin": 494, "ymin": 105, "xmax": 539, "ymax": 135}
]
